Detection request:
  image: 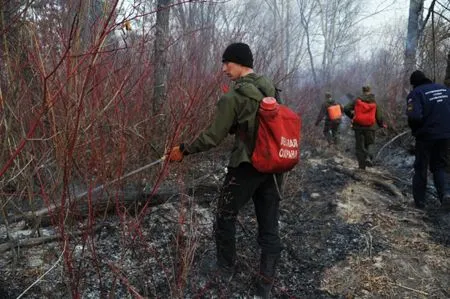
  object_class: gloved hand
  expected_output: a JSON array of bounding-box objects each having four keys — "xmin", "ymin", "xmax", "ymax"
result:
[{"xmin": 168, "ymin": 145, "xmax": 184, "ymax": 162}]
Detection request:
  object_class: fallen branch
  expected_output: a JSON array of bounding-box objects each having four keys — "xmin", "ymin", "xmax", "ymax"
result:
[
  {"xmin": 374, "ymin": 131, "xmax": 410, "ymax": 161},
  {"xmin": 390, "ymin": 282, "xmax": 429, "ymax": 296},
  {"xmin": 0, "ymin": 235, "xmax": 58, "ymax": 254},
  {"xmin": 22, "ymin": 157, "xmax": 167, "ymax": 221},
  {"xmin": 0, "ymin": 223, "xmax": 105, "ymax": 253},
  {"xmin": 7, "ymin": 174, "xmax": 213, "ymax": 227},
  {"xmin": 328, "ymin": 165, "xmax": 404, "ymax": 200},
  {"xmin": 370, "ymin": 178, "xmax": 404, "ymax": 200}
]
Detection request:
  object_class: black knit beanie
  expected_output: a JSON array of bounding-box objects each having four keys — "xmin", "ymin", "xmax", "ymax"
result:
[
  {"xmin": 222, "ymin": 43, "xmax": 254, "ymax": 68},
  {"xmin": 410, "ymin": 70, "xmax": 432, "ymax": 88}
]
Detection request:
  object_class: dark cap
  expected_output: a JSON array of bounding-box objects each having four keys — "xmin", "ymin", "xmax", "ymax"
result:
[
  {"xmin": 410, "ymin": 70, "xmax": 432, "ymax": 88},
  {"xmin": 222, "ymin": 42, "xmax": 253, "ymax": 68},
  {"xmin": 362, "ymin": 86, "xmax": 371, "ymax": 93}
]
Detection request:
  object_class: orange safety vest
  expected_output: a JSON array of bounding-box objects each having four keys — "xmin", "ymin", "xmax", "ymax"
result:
[{"xmin": 327, "ymin": 104, "xmax": 342, "ymax": 120}]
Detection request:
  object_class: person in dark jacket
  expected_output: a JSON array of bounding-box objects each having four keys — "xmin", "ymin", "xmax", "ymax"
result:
[
  {"xmin": 315, "ymin": 92, "xmax": 344, "ymax": 145},
  {"xmin": 168, "ymin": 42, "xmax": 283, "ymax": 298},
  {"xmin": 406, "ymin": 70, "xmax": 450, "ymax": 209},
  {"xmin": 344, "ymin": 86, "xmax": 386, "ymax": 169}
]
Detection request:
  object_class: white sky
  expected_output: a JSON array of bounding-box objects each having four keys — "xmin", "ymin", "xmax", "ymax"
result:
[
  {"xmin": 361, "ymin": 0, "xmax": 409, "ymax": 48},
  {"xmin": 365, "ymin": 0, "xmax": 409, "ymax": 21},
  {"xmin": 118, "ymin": 0, "xmax": 433, "ymax": 53},
  {"xmin": 359, "ymin": 0, "xmax": 434, "ymax": 52},
  {"xmin": 364, "ymin": 0, "xmax": 433, "ymax": 29}
]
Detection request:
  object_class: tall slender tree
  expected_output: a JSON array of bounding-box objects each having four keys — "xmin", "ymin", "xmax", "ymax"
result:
[
  {"xmin": 152, "ymin": 0, "xmax": 171, "ymax": 114},
  {"xmin": 404, "ymin": 0, "xmax": 424, "ymax": 77}
]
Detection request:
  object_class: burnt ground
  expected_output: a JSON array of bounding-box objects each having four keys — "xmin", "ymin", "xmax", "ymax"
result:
[{"xmin": 0, "ymin": 129, "xmax": 449, "ymax": 298}]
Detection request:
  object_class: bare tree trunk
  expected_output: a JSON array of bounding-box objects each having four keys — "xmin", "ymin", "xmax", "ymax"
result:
[
  {"xmin": 0, "ymin": 0, "xmax": 17, "ymax": 90},
  {"xmin": 284, "ymin": 0, "xmax": 291, "ymax": 76},
  {"xmin": 404, "ymin": 0, "xmax": 424, "ymax": 77},
  {"xmin": 319, "ymin": 0, "xmax": 329, "ymax": 86},
  {"xmin": 152, "ymin": 0, "xmax": 171, "ymax": 114},
  {"xmin": 69, "ymin": 0, "xmax": 102, "ymax": 53},
  {"xmin": 444, "ymin": 52, "xmax": 450, "ymax": 87},
  {"xmin": 298, "ymin": 0, "xmax": 318, "ymax": 85}
]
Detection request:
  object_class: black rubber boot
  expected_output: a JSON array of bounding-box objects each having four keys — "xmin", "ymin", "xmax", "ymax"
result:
[
  {"xmin": 216, "ymin": 238, "xmax": 235, "ymax": 269},
  {"xmin": 198, "ymin": 257, "xmax": 235, "ymax": 282},
  {"xmin": 441, "ymin": 194, "xmax": 450, "ymax": 209},
  {"xmin": 365, "ymin": 158, "xmax": 373, "ymax": 167},
  {"xmin": 414, "ymin": 200, "xmax": 425, "ymax": 209},
  {"xmin": 255, "ymin": 253, "xmax": 279, "ymax": 299}
]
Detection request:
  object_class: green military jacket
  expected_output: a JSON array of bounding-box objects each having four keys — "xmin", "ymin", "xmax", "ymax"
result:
[
  {"xmin": 184, "ymin": 73, "xmax": 276, "ymax": 167},
  {"xmin": 344, "ymin": 93, "xmax": 384, "ymax": 130}
]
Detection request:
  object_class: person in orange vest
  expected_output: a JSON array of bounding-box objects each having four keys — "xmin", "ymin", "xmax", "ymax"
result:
[
  {"xmin": 344, "ymin": 86, "xmax": 386, "ymax": 169},
  {"xmin": 315, "ymin": 92, "xmax": 344, "ymax": 145}
]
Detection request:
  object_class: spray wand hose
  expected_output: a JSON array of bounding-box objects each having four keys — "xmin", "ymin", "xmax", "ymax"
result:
[{"xmin": 75, "ymin": 156, "xmax": 167, "ymax": 199}]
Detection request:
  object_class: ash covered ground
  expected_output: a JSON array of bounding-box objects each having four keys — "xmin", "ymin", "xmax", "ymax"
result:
[{"xmin": 1, "ymin": 130, "xmax": 449, "ymax": 298}]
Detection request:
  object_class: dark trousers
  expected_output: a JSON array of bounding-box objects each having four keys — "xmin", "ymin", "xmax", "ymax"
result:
[
  {"xmin": 413, "ymin": 139, "xmax": 450, "ymax": 204},
  {"xmin": 354, "ymin": 129, "xmax": 375, "ymax": 168},
  {"xmin": 323, "ymin": 120, "xmax": 340, "ymax": 145},
  {"xmin": 215, "ymin": 163, "xmax": 282, "ymax": 267}
]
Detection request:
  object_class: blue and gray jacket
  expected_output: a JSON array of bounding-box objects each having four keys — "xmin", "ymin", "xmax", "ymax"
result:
[{"xmin": 406, "ymin": 82, "xmax": 450, "ymax": 140}]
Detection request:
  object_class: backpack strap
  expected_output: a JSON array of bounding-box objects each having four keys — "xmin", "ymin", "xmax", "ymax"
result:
[
  {"xmin": 234, "ymin": 82, "xmax": 265, "ymax": 102},
  {"xmin": 235, "ymin": 78, "xmax": 278, "ymax": 103},
  {"xmin": 258, "ymin": 85, "xmax": 281, "ymax": 102}
]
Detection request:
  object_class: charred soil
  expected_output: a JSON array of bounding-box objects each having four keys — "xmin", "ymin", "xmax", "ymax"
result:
[{"xmin": 1, "ymin": 132, "xmax": 449, "ymax": 298}]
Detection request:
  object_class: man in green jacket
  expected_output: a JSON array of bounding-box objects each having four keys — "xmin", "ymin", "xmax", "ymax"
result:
[
  {"xmin": 344, "ymin": 86, "xmax": 386, "ymax": 169},
  {"xmin": 168, "ymin": 42, "xmax": 282, "ymax": 298},
  {"xmin": 315, "ymin": 92, "xmax": 344, "ymax": 145}
]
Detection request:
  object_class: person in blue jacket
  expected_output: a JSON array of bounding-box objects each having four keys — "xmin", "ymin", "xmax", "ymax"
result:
[{"xmin": 406, "ymin": 70, "xmax": 450, "ymax": 209}]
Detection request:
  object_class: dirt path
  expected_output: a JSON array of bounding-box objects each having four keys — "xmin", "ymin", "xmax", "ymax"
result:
[{"xmin": 280, "ymin": 141, "xmax": 450, "ymax": 298}]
